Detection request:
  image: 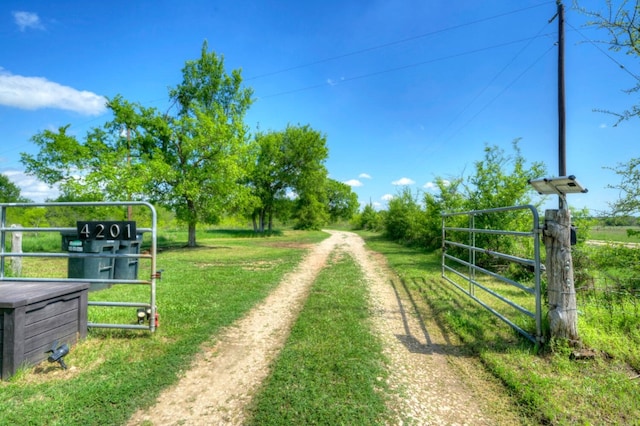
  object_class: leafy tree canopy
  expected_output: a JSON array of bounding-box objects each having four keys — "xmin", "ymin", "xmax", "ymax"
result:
[
  {"xmin": 247, "ymin": 124, "xmax": 329, "ymax": 232},
  {"xmin": 21, "ymin": 41, "xmax": 254, "ymax": 247}
]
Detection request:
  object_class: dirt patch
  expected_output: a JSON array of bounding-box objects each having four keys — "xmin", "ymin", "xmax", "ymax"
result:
[{"xmin": 127, "ymin": 231, "xmax": 523, "ymax": 425}]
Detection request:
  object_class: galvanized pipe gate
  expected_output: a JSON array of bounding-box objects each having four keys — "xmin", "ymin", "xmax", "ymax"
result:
[
  {"xmin": 0, "ymin": 201, "xmax": 158, "ymax": 332},
  {"xmin": 441, "ymin": 205, "xmax": 543, "ymax": 344}
]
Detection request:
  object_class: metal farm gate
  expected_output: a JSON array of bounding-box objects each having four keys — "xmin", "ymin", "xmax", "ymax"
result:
[
  {"xmin": 441, "ymin": 205, "xmax": 543, "ymax": 344},
  {"xmin": 0, "ymin": 201, "xmax": 158, "ymax": 332}
]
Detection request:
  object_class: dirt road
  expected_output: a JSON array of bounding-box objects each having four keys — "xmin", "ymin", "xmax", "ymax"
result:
[{"xmin": 128, "ymin": 230, "xmax": 523, "ymax": 425}]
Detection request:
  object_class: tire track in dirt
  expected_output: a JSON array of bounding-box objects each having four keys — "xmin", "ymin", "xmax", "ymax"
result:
[
  {"xmin": 127, "ymin": 231, "xmax": 341, "ymax": 425},
  {"xmin": 128, "ymin": 230, "xmax": 524, "ymax": 425},
  {"xmin": 340, "ymin": 231, "xmax": 524, "ymax": 425}
]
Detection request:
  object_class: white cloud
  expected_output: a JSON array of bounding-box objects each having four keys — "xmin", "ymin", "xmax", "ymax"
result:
[
  {"xmin": 358, "ymin": 173, "xmax": 372, "ymax": 179},
  {"xmin": 423, "ymin": 181, "xmax": 437, "ymax": 190},
  {"xmin": 0, "ymin": 69, "xmax": 107, "ymax": 115},
  {"xmin": 392, "ymin": 177, "xmax": 415, "ymax": 186},
  {"xmin": 381, "ymin": 194, "xmax": 394, "ymax": 201},
  {"xmin": 344, "ymin": 179, "xmax": 363, "ymax": 187},
  {"xmin": 423, "ymin": 179, "xmax": 449, "ymax": 191},
  {"xmin": 2, "ymin": 170, "xmax": 59, "ymax": 202},
  {"xmin": 13, "ymin": 11, "xmax": 44, "ymax": 31},
  {"xmin": 599, "ymin": 123, "xmax": 607, "ymax": 129}
]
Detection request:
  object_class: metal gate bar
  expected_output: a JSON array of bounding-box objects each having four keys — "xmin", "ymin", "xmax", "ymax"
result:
[
  {"xmin": 441, "ymin": 204, "xmax": 542, "ymax": 344},
  {"xmin": 0, "ymin": 201, "xmax": 158, "ymax": 332}
]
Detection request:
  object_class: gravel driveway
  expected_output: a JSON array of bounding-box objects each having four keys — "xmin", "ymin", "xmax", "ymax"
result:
[{"xmin": 128, "ymin": 230, "xmax": 523, "ymax": 425}]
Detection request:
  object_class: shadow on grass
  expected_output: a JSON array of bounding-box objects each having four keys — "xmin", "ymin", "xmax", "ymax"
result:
[
  {"xmin": 388, "ymin": 275, "xmax": 499, "ymax": 358},
  {"xmin": 414, "ymin": 275, "xmax": 533, "ymax": 352},
  {"xmin": 204, "ymin": 229, "xmax": 283, "ymax": 238}
]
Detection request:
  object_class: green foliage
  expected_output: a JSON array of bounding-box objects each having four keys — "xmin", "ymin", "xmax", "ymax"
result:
[
  {"xmin": 0, "ymin": 173, "xmax": 29, "ymax": 203},
  {"xmin": 294, "ymin": 192, "xmax": 328, "ymax": 230},
  {"xmin": 384, "ymin": 187, "xmax": 426, "ymax": 246},
  {"xmin": 381, "ymin": 140, "xmax": 546, "ymax": 255},
  {"xmin": 463, "ymin": 141, "xmax": 545, "ymax": 268},
  {"xmin": 247, "ymin": 124, "xmax": 330, "ymax": 232},
  {"xmin": 354, "ymin": 203, "xmax": 384, "ymax": 231},
  {"xmin": 606, "ymin": 157, "xmax": 640, "ymax": 217},
  {"xmin": 422, "ymin": 176, "xmax": 466, "ymax": 250},
  {"xmin": 21, "ymin": 42, "xmax": 254, "ymax": 247},
  {"xmin": 576, "ymin": 0, "xmax": 640, "ymax": 123},
  {"xmin": 325, "ymin": 178, "xmax": 359, "ymax": 223}
]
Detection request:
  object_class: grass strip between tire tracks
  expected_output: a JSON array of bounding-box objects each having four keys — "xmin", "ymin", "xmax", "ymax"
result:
[{"xmin": 248, "ymin": 250, "xmax": 391, "ymax": 425}]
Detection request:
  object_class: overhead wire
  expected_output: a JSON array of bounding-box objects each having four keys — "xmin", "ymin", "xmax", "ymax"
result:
[
  {"xmin": 245, "ymin": 1, "xmax": 556, "ymax": 81},
  {"xmin": 259, "ymin": 33, "xmax": 556, "ymax": 99},
  {"xmin": 566, "ymin": 21, "xmax": 640, "ymax": 82},
  {"xmin": 433, "ymin": 19, "xmax": 555, "ymax": 144},
  {"xmin": 442, "ymin": 43, "xmax": 556, "ymax": 144}
]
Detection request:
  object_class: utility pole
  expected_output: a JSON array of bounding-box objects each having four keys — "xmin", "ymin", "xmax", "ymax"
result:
[
  {"xmin": 536, "ymin": 1, "xmax": 581, "ymax": 345},
  {"xmin": 557, "ymin": 0, "xmax": 566, "ymax": 181}
]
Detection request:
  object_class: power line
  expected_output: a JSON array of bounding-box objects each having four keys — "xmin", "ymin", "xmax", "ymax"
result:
[
  {"xmin": 259, "ymin": 33, "xmax": 555, "ymax": 99},
  {"xmin": 246, "ymin": 1, "xmax": 556, "ymax": 81},
  {"xmin": 566, "ymin": 21, "xmax": 640, "ymax": 82},
  {"xmin": 442, "ymin": 44, "xmax": 556, "ymax": 145},
  {"xmin": 435, "ymin": 20, "xmax": 555, "ymax": 144}
]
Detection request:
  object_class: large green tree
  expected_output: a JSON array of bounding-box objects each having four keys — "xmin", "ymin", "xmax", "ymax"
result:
[
  {"xmin": 22, "ymin": 41, "xmax": 253, "ymax": 247},
  {"xmin": 247, "ymin": 125, "xmax": 329, "ymax": 232}
]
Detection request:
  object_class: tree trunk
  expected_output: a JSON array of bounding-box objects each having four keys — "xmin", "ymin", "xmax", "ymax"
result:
[
  {"xmin": 188, "ymin": 221, "xmax": 197, "ymax": 247},
  {"xmin": 544, "ymin": 208, "xmax": 579, "ymax": 343},
  {"xmin": 259, "ymin": 208, "xmax": 265, "ymax": 233}
]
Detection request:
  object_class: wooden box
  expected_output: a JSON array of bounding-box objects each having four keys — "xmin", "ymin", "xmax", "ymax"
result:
[{"xmin": 0, "ymin": 281, "xmax": 89, "ymax": 380}]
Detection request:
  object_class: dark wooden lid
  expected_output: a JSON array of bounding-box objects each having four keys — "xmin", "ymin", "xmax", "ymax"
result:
[{"xmin": 0, "ymin": 281, "xmax": 89, "ymax": 308}]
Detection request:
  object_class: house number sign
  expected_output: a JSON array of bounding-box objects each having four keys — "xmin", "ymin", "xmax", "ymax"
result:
[{"xmin": 77, "ymin": 221, "xmax": 137, "ymax": 240}]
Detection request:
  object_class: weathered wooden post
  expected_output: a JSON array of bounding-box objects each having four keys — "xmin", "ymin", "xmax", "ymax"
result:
[
  {"xmin": 529, "ymin": 176, "xmax": 587, "ymax": 344},
  {"xmin": 10, "ymin": 224, "xmax": 22, "ymax": 277},
  {"xmin": 543, "ymin": 206, "xmax": 578, "ymax": 342}
]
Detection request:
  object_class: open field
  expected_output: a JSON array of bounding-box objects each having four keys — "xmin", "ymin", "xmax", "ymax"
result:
[
  {"xmin": 590, "ymin": 226, "xmax": 640, "ymax": 243},
  {"xmin": 1, "ymin": 228, "xmax": 638, "ymax": 424}
]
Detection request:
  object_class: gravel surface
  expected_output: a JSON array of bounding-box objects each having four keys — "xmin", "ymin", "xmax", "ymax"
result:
[{"xmin": 128, "ymin": 230, "xmax": 524, "ymax": 425}]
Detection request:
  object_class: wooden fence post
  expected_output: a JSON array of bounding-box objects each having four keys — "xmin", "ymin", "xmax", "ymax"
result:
[
  {"xmin": 543, "ymin": 207, "xmax": 579, "ymax": 343},
  {"xmin": 10, "ymin": 224, "xmax": 22, "ymax": 277}
]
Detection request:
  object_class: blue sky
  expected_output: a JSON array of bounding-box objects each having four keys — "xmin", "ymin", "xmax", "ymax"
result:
[{"xmin": 1, "ymin": 1, "xmax": 638, "ymax": 214}]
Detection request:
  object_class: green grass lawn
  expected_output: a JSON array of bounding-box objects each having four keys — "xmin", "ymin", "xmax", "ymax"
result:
[{"xmin": 0, "ymin": 229, "xmax": 327, "ymax": 426}]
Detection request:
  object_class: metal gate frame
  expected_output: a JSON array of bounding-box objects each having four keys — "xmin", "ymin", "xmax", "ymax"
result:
[
  {"xmin": 0, "ymin": 201, "xmax": 158, "ymax": 332},
  {"xmin": 441, "ymin": 205, "xmax": 543, "ymax": 344}
]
